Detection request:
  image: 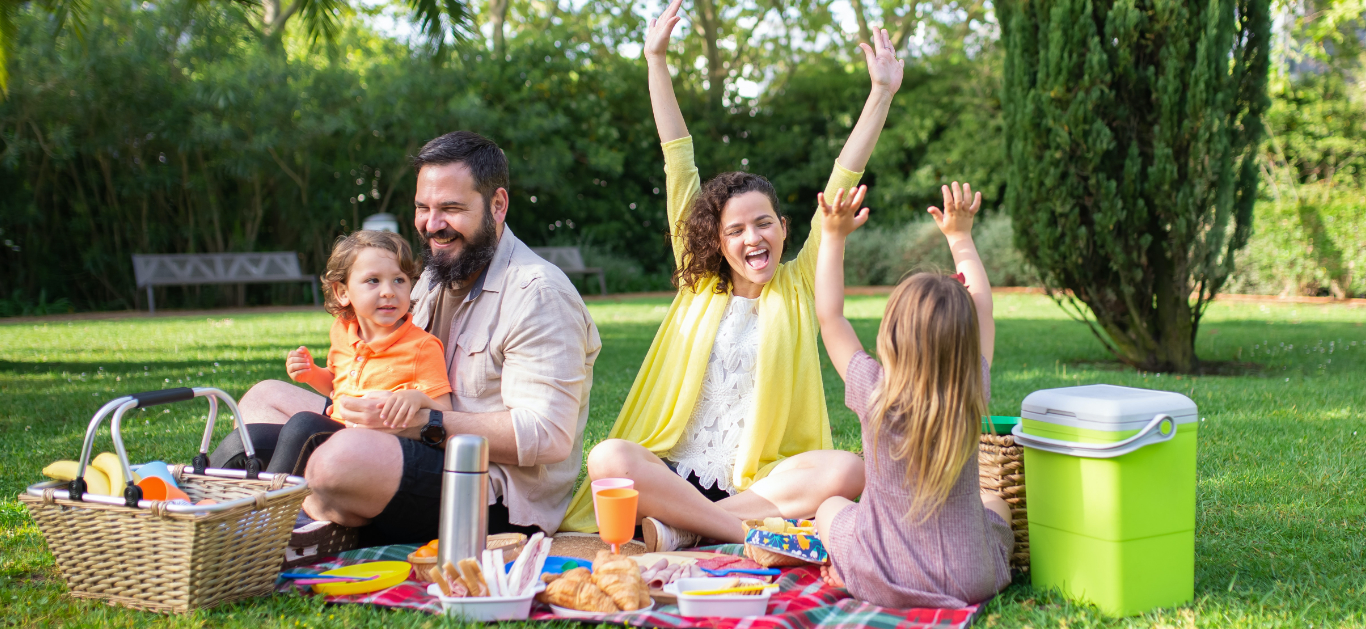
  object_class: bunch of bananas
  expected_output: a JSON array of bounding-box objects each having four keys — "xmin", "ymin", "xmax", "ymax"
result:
[{"xmin": 42, "ymin": 453, "xmax": 142, "ymax": 497}]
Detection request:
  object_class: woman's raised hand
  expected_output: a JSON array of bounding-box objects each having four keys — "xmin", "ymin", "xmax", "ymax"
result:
[
  {"xmin": 928, "ymin": 181, "xmax": 981, "ymax": 238},
  {"xmin": 859, "ymin": 28, "xmax": 904, "ymax": 95},
  {"xmin": 818, "ymin": 186, "xmax": 870, "ymax": 238},
  {"xmin": 645, "ymin": 0, "xmax": 684, "ymax": 61}
]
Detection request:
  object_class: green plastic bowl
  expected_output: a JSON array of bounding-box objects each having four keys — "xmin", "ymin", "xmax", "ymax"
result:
[{"xmin": 981, "ymin": 416, "xmax": 1020, "ymax": 435}]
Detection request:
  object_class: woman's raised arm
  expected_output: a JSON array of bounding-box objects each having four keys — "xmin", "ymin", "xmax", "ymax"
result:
[
  {"xmin": 836, "ymin": 28, "xmax": 903, "ymax": 173},
  {"xmin": 646, "ymin": 0, "xmax": 688, "ymax": 144},
  {"xmin": 795, "ymin": 29, "xmax": 902, "ymax": 277}
]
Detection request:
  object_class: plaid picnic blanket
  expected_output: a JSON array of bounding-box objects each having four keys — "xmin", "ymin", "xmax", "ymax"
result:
[{"xmin": 277, "ymin": 544, "xmax": 984, "ymax": 629}]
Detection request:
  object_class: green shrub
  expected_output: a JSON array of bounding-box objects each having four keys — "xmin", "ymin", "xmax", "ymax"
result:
[
  {"xmin": 843, "ymin": 216, "xmax": 1035, "ymax": 287},
  {"xmin": 1228, "ymin": 186, "xmax": 1366, "ymax": 298}
]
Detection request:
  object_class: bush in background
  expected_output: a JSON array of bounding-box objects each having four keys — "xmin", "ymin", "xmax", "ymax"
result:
[{"xmin": 843, "ymin": 215, "xmax": 1034, "ymax": 287}]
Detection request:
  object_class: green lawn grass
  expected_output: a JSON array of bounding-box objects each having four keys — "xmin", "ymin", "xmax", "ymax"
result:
[{"xmin": 1, "ymin": 294, "xmax": 1364, "ymax": 627}]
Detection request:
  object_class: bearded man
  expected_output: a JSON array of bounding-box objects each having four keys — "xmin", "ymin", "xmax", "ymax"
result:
[{"xmin": 210, "ymin": 131, "xmax": 601, "ymax": 559}]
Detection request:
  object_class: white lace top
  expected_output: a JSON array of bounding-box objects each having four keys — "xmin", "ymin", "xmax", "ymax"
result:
[{"xmin": 665, "ymin": 294, "xmax": 760, "ymax": 495}]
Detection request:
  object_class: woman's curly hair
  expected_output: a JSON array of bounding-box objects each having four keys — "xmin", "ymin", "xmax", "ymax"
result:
[
  {"xmin": 321, "ymin": 230, "xmax": 422, "ymax": 320},
  {"xmin": 672, "ymin": 171, "xmax": 786, "ymax": 294}
]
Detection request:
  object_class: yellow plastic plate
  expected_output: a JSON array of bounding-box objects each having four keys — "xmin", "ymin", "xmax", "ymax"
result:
[{"xmin": 312, "ymin": 561, "xmax": 411, "ymax": 596}]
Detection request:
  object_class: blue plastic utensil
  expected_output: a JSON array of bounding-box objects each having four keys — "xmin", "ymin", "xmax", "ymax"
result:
[
  {"xmin": 280, "ymin": 572, "xmax": 362, "ymax": 580},
  {"xmin": 699, "ymin": 567, "xmax": 781, "ymax": 577}
]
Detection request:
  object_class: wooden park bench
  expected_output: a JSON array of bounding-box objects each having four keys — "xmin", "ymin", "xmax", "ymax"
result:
[
  {"xmin": 531, "ymin": 247, "xmax": 607, "ymax": 295},
  {"xmin": 132, "ymin": 252, "xmax": 319, "ymax": 314}
]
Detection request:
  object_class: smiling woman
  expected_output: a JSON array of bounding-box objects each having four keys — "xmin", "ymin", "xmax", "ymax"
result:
[{"xmin": 556, "ymin": 0, "xmax": 906, "ymax": 550}]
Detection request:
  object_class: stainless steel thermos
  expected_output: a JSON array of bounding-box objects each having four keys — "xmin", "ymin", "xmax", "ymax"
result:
[{"xmin": 437, "ymin": 434, "xmax": 488, "ymax": 570}]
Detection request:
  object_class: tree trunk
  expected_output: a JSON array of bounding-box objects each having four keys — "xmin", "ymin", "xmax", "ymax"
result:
[
  {"xmin": 849, "ymin": 0, "xmax": 873, "ymax": 45},
  {"xmin": 489, "ymin": 0, "xmax": 509, "ymax": 57},
  {"xmin": 694, "ymin": 0, "xmax": 725, "ymax": 112}
]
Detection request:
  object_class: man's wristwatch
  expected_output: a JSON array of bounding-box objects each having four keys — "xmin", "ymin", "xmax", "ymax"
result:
[{"xmin": 420, "ymin": 409, "xmax": 446, "ymax": 447}]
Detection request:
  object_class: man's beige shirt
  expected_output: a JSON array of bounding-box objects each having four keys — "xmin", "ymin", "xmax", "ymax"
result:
[{"xmin": 413, "ymin": 226, "xmax": 601, "ymax": 534}]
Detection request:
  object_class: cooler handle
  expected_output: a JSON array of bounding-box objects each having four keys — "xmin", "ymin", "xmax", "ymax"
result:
[{"xmin": 1010, "ymin": 414, "xmax": 1177, "ymax": 459}]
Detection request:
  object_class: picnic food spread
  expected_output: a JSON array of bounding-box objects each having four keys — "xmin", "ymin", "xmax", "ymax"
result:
[
  {"xmin": 539, "ymin": 550, "xmax": 651, "ymax": 613},
  {"xmin": 428, "ymin": 532, "xmax": 552, "ymax": 599}
]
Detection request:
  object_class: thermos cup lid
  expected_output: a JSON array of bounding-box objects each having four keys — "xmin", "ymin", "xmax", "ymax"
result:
[{"xmin": 444, "ymin": 434, "xmax": 489, "ymax": 473}]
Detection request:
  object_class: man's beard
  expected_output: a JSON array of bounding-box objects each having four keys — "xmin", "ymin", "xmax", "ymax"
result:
[{"xmin": 421, "ymin": 206, "xmax": 499, "ymax": 289}]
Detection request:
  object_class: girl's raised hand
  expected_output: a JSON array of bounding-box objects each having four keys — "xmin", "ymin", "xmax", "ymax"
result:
[
  {"xmin": 859, "ymin": 28, "xmax": 904, "ymax": 95},
  {"xmin": 645, "ymin": 0, "xmax": 684, "ymax": 61},
  {"xmin": 818, "ymin": 186, "xmax": 870, "ymax": 237},
  {"xmin": 928, "ymin": 181, "xmax": 981, "ymax": 238}
]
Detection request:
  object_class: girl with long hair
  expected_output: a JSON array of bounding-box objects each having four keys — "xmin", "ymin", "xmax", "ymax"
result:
[{"xmin": 812, "ymin": 183, "xmax": 1012, "ymax": 607}]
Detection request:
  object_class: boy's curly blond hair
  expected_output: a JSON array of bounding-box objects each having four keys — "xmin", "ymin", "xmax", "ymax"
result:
[{"xmin": 321, "ymin": 230, "xmax": 421, "ymax": 320}]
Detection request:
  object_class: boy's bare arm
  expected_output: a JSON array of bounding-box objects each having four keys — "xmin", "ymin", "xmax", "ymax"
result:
[
  {"xmin": 380, "ymin": 389, "xmax": 452, "ymax": 429},
  {"xmin": 286, "ymin": 346, "xmax": 334, "ymax": 396}
]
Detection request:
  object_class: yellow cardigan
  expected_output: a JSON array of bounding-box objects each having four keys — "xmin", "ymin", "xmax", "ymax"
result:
[{"xmin": 559, "ymin": 136, "xmax": 863, "ymax": 533}]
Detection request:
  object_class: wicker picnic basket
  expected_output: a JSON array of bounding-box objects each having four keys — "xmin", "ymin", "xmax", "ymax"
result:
[
  {"xmin": 19, "ymin": 388, "xmax": 309, "ymax": 614},
  {"xmin": 979, "ymin": 431, "xmax": 1029, "ymax": 572}
]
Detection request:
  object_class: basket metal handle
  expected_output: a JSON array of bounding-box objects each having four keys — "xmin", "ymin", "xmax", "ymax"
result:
[
  {"xmin": 1010, "ymin": 413, "xmax": 1177, "ymax": 459},
  {"xmin": 72, "ymin": 387, "xmax": 261, "ymax": 505}
]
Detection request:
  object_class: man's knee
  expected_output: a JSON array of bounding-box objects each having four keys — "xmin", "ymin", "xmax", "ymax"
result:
[
  {"xmin": 306, "ymin": 428, "xmax": 388, "ymax": 492},
  {"xmin": 586, "ymin": 439, "xmax": 642, "ymax": 480}
]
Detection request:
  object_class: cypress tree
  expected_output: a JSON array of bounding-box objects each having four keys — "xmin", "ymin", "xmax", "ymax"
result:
[{"xmin": 1000, "ymin": 0, "xmax": 1271, "ymax": 372}]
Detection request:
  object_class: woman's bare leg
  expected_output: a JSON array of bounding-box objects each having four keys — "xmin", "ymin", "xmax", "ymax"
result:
[
  {"xmin": 586, "ymin": 439, "xmax": 746, "ymax": 543},
  {"xmin": 716, "ymin": 450, "xmax": 865, "ymax": 521}
]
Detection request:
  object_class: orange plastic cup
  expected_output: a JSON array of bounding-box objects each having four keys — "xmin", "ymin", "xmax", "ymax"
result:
[
  {"xmin": 594, "ymin": 488, "xmax": 638, "ymax": 554},
  {"xmin": 138, "ymin": 476, "xmax": 190, "ymax": 502}
]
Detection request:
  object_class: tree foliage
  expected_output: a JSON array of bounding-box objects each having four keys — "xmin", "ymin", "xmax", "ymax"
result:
[{"xmin": 1000, "ymin": 0, "xmax": 1272, "ymax": 372}]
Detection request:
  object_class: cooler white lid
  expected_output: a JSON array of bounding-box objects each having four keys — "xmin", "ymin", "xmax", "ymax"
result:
[{"xmin": 1021, "ymin": 384, "xmax": 1197, "ymax": 432}]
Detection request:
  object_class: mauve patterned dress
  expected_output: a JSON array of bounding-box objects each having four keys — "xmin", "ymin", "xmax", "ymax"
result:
[{"xmin": 826, "ymin": 351, "xmax": 1013, "ymax": 609}]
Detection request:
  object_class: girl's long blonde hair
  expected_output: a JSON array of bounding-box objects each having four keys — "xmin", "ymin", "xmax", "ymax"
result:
[{"xmin": 867, "ymin": 272, "xmax": 987, "ymax": 522}]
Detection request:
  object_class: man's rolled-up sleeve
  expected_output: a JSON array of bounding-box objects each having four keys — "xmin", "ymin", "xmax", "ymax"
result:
[{"xmin": 500, "ymin": 283, "xmax": 592, "ymax": 467}]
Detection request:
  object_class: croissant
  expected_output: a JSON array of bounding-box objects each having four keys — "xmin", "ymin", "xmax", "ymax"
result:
[
  {"xmin": 543, "ymin": 568, "xmax": 619, "ymax": 613},
  {"xmin": 592, "ymin": 557, "xmax": 650, "ymax": 611}
]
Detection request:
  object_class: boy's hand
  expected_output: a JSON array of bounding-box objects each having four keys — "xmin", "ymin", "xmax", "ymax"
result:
[
  {"xmin": 818, "ymin": 186, "xmax": 870, "ymax": 238},
  {"xmin": 928, "ymin": 181, "xmax": 981, "ymax": 239},
  {"xmin": 380, "ymin": 389, "xmax": 434, "ymax": 429},
  {"xmin": 860, "ymin": 28, "xmax": 904, "ymax": 95},
  {"xmin": 644, "ymin": 0, "xmax": 683, "ymax": 62},
  {"xmin": 286, "ymin": 347, "xmax": 318, "ymax": 382}
]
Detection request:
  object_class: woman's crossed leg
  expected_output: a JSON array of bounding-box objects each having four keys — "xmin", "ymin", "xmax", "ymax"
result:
[{"xmin": 586, "ymin": 439, "xmax": 864, "ymax": 548}]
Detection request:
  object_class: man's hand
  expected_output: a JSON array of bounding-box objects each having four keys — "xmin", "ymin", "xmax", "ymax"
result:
[
  {"xmin": 644, "ymin": 0, "xmax": 683, "ymax": 62},
  {"xmin": 818, "ymin": 186, "xmax": 870, "ymax": 238},
  {"xmin": 860, "ymin": 28, "xmax": 904, "ymax": 96},
  {"xmin": 380, "ymin": 389, "xmax": 436, "ymax": 429},
  {"xmin": 928, "ymin": 181, "xmax": 981, "ymax": 239},
  {"xmin": 286, "ymin": 346, "xmax": 320, "ymax": 383}
]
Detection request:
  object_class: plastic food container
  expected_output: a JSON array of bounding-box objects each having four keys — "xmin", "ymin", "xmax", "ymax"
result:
[
  {"xmin": 425, "ymin": 582, "xmax": 544, "ymax": 621},
  {"xmin": 1013, "ymin": 384, "xmax": 1197, "ymax": 616},
  {"xmin": 665, "ymin": 577, "xmax": 775, "ymax": 618}
]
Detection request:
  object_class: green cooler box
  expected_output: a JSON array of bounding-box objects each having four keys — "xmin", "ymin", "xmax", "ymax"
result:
[{"xmin": 1012, "ymin": 384, "xmax": 1197, "ymax": 616}]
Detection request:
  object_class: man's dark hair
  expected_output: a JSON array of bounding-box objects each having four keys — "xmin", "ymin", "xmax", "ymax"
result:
[{"xmin": 410, "ymin": 131, "xmax": 510, "ymax": 207}]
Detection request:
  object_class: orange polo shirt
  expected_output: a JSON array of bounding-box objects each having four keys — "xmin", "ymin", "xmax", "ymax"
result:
[{"xmin": 325, "ymin": 314, "xmax": 453, "ymax": 419}]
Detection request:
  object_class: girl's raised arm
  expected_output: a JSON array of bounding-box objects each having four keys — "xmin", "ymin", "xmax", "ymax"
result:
[
  {"xmin": 815, "ymin": 187, "xmax": 870, "ymax": 379},
  {"xmin": 645, "ymin": 0, "xmax": 688, "ymax": 144},
  {"xmin": 929, "ymin": 182, "xmax": 995, "ymax": 366}
]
